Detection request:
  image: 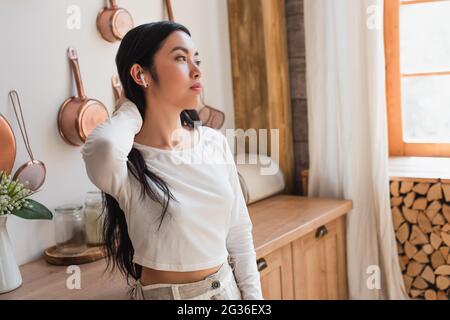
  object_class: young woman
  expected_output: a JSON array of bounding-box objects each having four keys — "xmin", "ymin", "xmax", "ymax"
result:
[{"xmin": 81, "ymin": 21, "xmax": 263, "ymax": 300}]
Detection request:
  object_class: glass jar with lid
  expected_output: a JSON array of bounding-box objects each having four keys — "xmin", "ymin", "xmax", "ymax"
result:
[
  {"xmin": 53, "ymin": 204, "xmax": 87, "ymax": 254},
  {"xmin": 84, "ymin": 190, "xmax": 105, "ymax": 245}
]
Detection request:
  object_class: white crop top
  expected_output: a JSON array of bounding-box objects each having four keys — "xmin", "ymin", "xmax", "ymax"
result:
[{"xmin": 80, "ymin": 99, "xmax": 263, "ymax": 300}]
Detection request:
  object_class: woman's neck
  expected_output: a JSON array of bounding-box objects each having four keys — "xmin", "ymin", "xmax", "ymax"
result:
[{"xmin": 134, "ymin": 101, "xmax": 186, "ymax": 150}]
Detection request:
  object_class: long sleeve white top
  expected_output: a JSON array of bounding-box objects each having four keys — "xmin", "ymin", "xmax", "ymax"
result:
[{"xmin": 80, "ymin": 99, "xmax": 263, "ymax": 300}]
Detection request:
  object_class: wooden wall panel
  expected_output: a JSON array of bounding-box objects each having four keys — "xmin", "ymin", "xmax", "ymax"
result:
[{"xmin": 228, "ymin": 0, "xmax": 295, "ymax": 193}]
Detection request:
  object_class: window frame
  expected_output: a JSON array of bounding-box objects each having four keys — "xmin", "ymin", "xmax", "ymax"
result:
[{"xmin": 384, "ymin": 0, "xmax": 450, "ymax": 157}]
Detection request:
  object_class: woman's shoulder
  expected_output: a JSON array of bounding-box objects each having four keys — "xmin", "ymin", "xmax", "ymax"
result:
[
  {"xmin": 198, "ymin": 126, "xmax": 231, "ymax": 159},
  {"xmin": 199, "ymin": 125, "xmax": 226, "ymax": 143}
]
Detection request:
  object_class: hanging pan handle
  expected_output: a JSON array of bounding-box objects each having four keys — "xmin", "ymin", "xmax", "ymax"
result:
[
  {"xmin": 165, "ymin": 0, "xmax": 174, "ymax": 22},
  {"xmin": 109, "ymin": 0, "xmax": 118, "ymax": 9},
  {"xmin": 67, "ymin": 47, "xmax": 86, "ymax": 100},
  {"xmin": 8, "ymin": 90, "xmax": 34, "ymax": 161}
]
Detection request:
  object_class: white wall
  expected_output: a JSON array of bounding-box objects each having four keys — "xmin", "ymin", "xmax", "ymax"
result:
[{"xmin": 0, "ymin": 0, "xmax": 235, "ymax": 265}]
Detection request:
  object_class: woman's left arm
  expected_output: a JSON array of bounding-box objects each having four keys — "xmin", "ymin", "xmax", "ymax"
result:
[{"xmin": 221, "ymin": 132, "xmax": 264, "ymax": 300}]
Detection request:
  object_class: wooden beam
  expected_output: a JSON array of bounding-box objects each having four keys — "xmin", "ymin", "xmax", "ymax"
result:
[{"xmin": 227, "ymin": 0, "xmax": 295, "ymax": 192}]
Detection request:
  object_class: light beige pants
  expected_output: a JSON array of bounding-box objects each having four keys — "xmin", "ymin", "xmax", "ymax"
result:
[{"xmin": 129, "ymin": 256, "xmax": 242, "ymax": 300}]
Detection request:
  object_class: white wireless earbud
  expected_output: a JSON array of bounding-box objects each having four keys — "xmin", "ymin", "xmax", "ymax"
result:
[{"xmin": 140, "ymin": 73, "xmax": 148, "ymax": 88}]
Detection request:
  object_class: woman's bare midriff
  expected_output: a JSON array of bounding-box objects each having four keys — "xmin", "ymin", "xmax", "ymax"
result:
[{"xmin": 140, "ymin": 264, "xmax": 223, "ymax": 285}]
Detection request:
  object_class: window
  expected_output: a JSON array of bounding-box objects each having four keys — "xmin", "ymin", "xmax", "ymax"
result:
[{"xmin": 385, "ymin": 0, "xmax": 450, "ymax": 157}]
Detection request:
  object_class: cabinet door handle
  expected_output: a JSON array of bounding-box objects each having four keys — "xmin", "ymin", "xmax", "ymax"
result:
[
  {"xmin": 315, "ymin": 226, "xmax": 328, "ymax": 239},
  {"xmin": 257, "ymin": 258, "xmax": 267, "ymax": 271}
]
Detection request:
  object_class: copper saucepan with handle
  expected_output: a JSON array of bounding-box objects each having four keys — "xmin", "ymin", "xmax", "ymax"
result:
[
  {"xmin": 0, "ymin": 113, "xmax": 16, "ymax": 175},
  {"xmin": 97, "ymin": 0, "xmax": 134, "ymax": 42},
  {"xmin": 58, "ymin": 47, "xmax": 109, "ymax": 146},
  {"xmin": 198, "ymin": 91, "xmax": 226, "ymax": 130},
  {"xmin": 198, "ymin": 103, "xmax": 225, "ymax": 129}
]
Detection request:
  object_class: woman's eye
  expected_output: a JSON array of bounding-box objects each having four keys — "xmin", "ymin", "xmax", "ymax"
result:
[{"xmin": 176, "ymin": 56, "xmax": 201, "ymax": 66}]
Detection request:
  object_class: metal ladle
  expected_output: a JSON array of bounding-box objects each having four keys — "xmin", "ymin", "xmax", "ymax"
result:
[{"xmin": 8, "ymin": 90, "xmax": 46, "ymax": 191}]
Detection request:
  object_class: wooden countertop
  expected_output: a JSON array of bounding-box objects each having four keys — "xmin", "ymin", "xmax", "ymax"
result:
[
  {"xmin": 0, "ymin": 195, "xmax": 352, "ymax": 300},
  {"xmin": 250, "ymin": 195, "xmax": 352, "ymax": 258}
]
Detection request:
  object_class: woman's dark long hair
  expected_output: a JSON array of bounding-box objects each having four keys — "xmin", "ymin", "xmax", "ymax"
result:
[{"xmin": 101, "ymin": 21, "xmax": 201, "ymax": 283}]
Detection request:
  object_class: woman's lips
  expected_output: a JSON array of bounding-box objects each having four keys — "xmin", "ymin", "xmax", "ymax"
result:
[
  {"xmin": 190, "ymin": 84, "xmax": 202, "ymax": 92},
  {"xmin": 190, "ymin": 87, "xmax": 202, "ymax": 92}
]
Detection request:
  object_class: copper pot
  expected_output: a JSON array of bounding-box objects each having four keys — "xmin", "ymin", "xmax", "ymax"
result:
[
  {"xmin": 0, "ymin": 114, "xmax": 16, "ymax": 174},
  {"xmin": 58, "ymin": 47, "xmax": 109, "ymax": 147},
  {"xmin": 96, "ymin": 0, "xmax": 134, "ymax": 43},
  {"xmin": 198, "ymin": 103, "xmax": 225, "ymax": 129}
]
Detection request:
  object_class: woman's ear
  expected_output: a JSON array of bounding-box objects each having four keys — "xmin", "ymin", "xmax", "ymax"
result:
[{"xmin": 130, "ymin": 64, "xmax": 149, "ymax": 88}]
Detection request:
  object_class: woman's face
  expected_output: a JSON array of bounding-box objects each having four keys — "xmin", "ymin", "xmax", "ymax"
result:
[{"xmin": 150, "ymin": 30, "xmax": 202, "ymax": 110}]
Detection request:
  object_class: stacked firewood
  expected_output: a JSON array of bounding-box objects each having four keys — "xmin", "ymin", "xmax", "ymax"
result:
[{"xmin": 391, "ymin": 180, "xmax": 450, "ymax": 300}]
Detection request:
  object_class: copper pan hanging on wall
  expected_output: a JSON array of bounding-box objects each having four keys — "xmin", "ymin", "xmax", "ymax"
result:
[
  {"xmin": 58, "ymin": 47, "xmax": 109, "ymax": 147},
  {"xmin": 0, "ymin": 113, "xmax": 16, "ymax": 175},
  {"xmin": 198, "ymin": 94, "xmax": 226, "ymax": 129},
  {"xmin": 97, "ymin": 0, "xmax": 134, "ymax": 42}
]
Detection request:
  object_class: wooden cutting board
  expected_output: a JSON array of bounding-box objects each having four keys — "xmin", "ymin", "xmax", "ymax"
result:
[{"xmin": 44, "ymin": 245, "xmax": 106, "ymax": 265}]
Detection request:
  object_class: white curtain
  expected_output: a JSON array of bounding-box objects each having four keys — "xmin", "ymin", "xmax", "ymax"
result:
[{"xmin": 303, "ymin": 0, "xmax": 408, "ymax": 299}]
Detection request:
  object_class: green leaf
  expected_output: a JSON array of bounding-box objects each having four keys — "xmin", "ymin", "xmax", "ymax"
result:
[{"xmin": 11, "ymin": 199, "xmax": 53, "ymax": 220}]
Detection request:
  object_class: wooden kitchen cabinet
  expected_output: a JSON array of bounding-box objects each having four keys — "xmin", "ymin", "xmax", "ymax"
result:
[
  {"xmin": 250, "ymin": 195, "xmax": 351, "ymax": 300},
  {"xmin": 0, "ymin": 195, "xmax": 351, "ymax": 300},
  {"xmin": 258, "ymin": 243, "xmax": 294, "ymax": 300},
  {"xmin": 291, "ymin": 217, "xmax": 348, "ymax": 299},
  {"xmin": 256, "ymin": 217, "xmax": 348, "ymax": 300}
]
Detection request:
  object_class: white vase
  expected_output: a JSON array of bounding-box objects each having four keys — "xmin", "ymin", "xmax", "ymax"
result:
[{"xmin": 0, "ymin": 215, "xmax": 22, "ymax": 294}]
